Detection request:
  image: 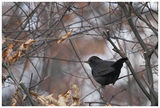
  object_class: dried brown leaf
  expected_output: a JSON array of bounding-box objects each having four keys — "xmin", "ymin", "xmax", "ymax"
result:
[
  {"xmin": 71, "ymin": 84, "xmax": 80, "ymax": 106},
  {"xmin": 38, "ymin": 96, "xmax": 48, "ymax": 105},
  {"xmin": 27, "ymin": 90, "xmax": 58, "ymax": 106},
  {"xmin": 57, "ymin": 29, "xmax": 72, "ymax": 44},
  {"xmin": 19, "ymin": 39, "xmax": 35, "ymax": 51},
  {"xmin": 46, "ymin": 94, "xmax": 59, "ymax": 105},
  {"xmin": 30, "ymin": 90, "xmax": 39, "ymax": 97},
  {"xmin": 8, "ymin": 51, "xmax": 22, "ymax": 64},
  {"xmin": 71, "ymin": 97, "xmax": 80, "ymax": 106},
  {"xmin": 22, "ymin": 94, "xmax": 27, "ymax": 102},
  {"xmin": 2, "ymin": 43, "xmax": 13, "ymax": 62},
  {"xmin": 58, "ymin": 90, "xmax": 72, "ymax": 106},
  {"xmin": 29, "ymin": 90, "xmax": 48, "ymax": 105},
  {"xmin": 12, "ymin": 89, "xmax": 19, "ymax": 106},
  {"xmin": 72, "ymin": 84, "xmax": 79, "ymax": 98}
]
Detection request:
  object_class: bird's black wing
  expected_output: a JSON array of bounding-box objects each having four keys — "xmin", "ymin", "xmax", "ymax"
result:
[{"xmin": 92, "ymin": 61, "xmax": 115, "ymax": 77}]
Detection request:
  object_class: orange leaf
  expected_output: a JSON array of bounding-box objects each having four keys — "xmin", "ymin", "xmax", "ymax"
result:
[
  {"xmin": 9, "ymin": 51, "xmax": 23, "ymax": 64},
  {"xmin": 30, "ymin": 90, "xmax": 39, "ymax": 97},
  {"xmin": 12, "ymin": 89, "xmax": 19, "ymax": 106},
  {"xmin": 71, "ymin": 84, "xmax": 80, "ymax": 106},
  {"xmin": 58, "ymin": 90, "xmax": 72, "ymax": 105},
  {"xmin": 2, "ymin": 43, "xmax": 13, "ymax": 62},
  {"xmin": 19, "ymin": 39, "xmax": 35, "ymax": 51},
  {"xmin": 57, "ymin": 29, "xmax": 73, "ymax": 44}
]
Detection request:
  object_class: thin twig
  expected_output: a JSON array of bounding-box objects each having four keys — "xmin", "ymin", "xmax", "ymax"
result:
[{"xmin": 29, "ymin": 55, "xmax": 87, "ymax": 63}]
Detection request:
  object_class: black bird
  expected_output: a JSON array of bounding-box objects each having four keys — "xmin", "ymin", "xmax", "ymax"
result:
[{"xmin": 86, "ymin": 56, "xmax": 128, "ymax": 86}]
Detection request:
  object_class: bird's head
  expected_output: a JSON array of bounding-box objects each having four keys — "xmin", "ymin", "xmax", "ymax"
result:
[{"xmin": 85, "ymin": 56, "xmax": 102, "ymax": 67}]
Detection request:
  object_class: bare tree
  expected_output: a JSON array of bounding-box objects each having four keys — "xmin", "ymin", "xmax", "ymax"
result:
[{"xmin": 2, "ymin": 2, "xmax": 158, "ymax": 106}]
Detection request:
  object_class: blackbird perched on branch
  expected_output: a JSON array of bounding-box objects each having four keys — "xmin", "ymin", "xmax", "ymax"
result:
[{"xmin": 85, "ymin": 56, "xmax": 128, "ymax": 86}]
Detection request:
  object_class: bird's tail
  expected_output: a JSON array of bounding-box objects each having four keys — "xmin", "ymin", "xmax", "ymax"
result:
[
  {"xmin": 112, "ymin": 57, "xmax": 128, "ymax": 69},
  {"xmin": 118, "ymin": 58, "xmax": 128, "ymax": 62}
]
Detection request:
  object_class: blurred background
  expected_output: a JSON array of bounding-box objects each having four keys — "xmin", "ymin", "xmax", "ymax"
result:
[{"xmin": 2, "ymin": 2, "xmax": 158, "ymax": 106}]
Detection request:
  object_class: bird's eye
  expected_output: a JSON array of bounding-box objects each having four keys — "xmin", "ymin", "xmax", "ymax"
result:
[{"xmin": 90, "ymin": 59, "xmax": 94, "ymax": 63}]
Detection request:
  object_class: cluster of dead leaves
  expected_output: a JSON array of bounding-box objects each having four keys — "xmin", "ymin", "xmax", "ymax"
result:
[
  {"xmin": 12, "ymin": 84, "xmax": 79, "ymax": 106},
  {"xmin": 2, "ymin": 39, "xmax": 35, "ymax": 64},
  {"xmin": 3, "ymin": 29, "xmax": 72, "ymax": 65}
]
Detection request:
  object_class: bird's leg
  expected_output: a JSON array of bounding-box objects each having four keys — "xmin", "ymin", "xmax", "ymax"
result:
[
  {"xmin": 96, "ymin": 86, "xmax": 104, "ymax": 100},
  {"xmin": 100, "ymin": 85, "xmax": 111, "ymax": 105},
  {"xmin": 97, "ymin": 85, "xmax": 106, "ymax": 102},
  {"xmin": 98, "ymin": 85, "xmax": 105, "ymax": 95}
]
